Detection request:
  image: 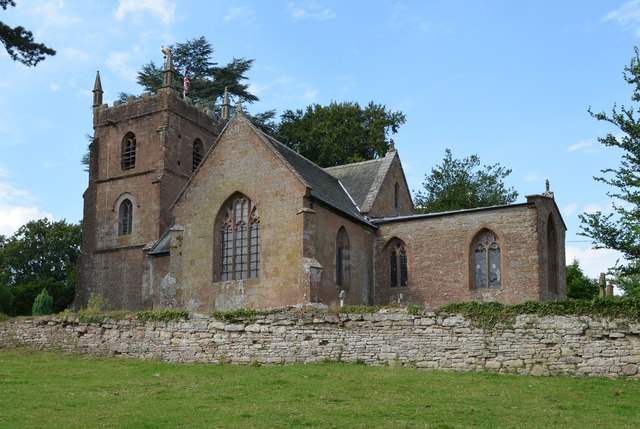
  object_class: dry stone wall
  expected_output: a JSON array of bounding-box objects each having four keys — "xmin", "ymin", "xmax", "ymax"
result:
[{"xmin": 1, "ymin": 310, "xmax": 639, "ymax": 379}]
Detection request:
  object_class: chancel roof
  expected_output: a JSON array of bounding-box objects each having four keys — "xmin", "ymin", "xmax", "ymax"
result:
[
  {"xmin": 324, "ymin": 154, "xmax": 395, "ymax": 214},
  {"xmin": 253, "ymin": 126, "xmax": 373, "ymax": 227}
]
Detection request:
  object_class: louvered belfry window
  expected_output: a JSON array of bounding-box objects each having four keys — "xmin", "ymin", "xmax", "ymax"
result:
[{"xmin": 121, "ymin": 132, "xmax": 136, "ymax": 170}]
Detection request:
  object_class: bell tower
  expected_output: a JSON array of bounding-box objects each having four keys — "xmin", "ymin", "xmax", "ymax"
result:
[{"xmin": 76, "ymin": 56, "xmax": 223, "ymax": 310}]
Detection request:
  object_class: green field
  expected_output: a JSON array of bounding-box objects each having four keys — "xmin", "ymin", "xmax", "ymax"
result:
[{"xmin": 0, "ymin": 348, "xmax": 638, "ymax": 428}]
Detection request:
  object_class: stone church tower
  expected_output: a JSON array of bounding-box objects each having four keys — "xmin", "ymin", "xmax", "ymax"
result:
[{"xmin": 76, "ymin": 55, "xmax": 225, "ymax": 309}]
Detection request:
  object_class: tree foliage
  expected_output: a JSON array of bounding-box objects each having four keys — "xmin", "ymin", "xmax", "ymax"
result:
[
  {"xmin": 124, "ymin": 36, "xmax": 276, "ymax": 133},
  {"xmin": 580, "ymin": 46, "xmax": 640, "ymax": 272},
  {"xmin": 0, "ymin": 219, "xmax": 81, "ymax": 315},
  {"xmin": 32, "ymin": 288, "xmax": 53, "ymax": 316},
  {"xmin": 414, "ymin": 149, "xmax": 518, "ymax": 214},
  {"xmin": 566, "ymin": 259, "xmax": 599, "ymax": 300},
  {"xmin": 275, "ymin": 101, "xmax": 406, "ymax": 167},
  {"xmin": 612, "ymin": 260, "xmax": 640, "ymax": 298},
  {"xmin": 0, "ymin": 1, "xmax": 55, "ymax": 66},
  {"xmin": 132, "ymin": 36, "xmax": 257, "ymax": 107}
]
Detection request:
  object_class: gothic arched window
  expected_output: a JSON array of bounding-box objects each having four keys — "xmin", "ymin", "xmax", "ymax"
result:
[
  {"xmin": 219, "ymin": 195, "xmax": 260, "ymax": 281},
  {"xmin": 389, "ymin": 240, "xmax": 408, "ymax": 287},
  {"xmin": 473, "ymin": 230, "xmax": 501, "ymax": 288},
  {"xmin": 118, "ymin": 199, "xmax": 133, "ymax": 236},
  {"xmin": 121, "ymin": 132, "xmax": 136, "ymax": 170},
  {"xmin": 336, "ymin": 227, "xmax": 350, "ymax": 287},
  {"xmin": 192, "ymin": 139, "xmax": 203, "ymax": 172}
]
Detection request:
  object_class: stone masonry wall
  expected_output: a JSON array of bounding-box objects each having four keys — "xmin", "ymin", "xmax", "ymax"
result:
[{"xmin": 1, "ymin": 310, "xmax": 639, "ymax": 379}]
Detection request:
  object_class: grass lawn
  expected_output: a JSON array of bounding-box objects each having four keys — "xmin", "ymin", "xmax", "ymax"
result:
[{"xmin": 0, "ymin": 348, "xmax": 638, "ymax": 428}]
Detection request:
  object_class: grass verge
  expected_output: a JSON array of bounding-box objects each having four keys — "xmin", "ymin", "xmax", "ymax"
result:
[{"xmin": 0, "ymin": 349, "xmax": 639, "ymax": 428}]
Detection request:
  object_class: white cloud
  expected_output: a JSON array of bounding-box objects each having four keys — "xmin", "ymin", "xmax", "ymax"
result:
[
  {"xmin": 61, "ymin": 47, "xmax": 91, "ymax": 62},
  {"xmin": 50, "ymin": 83, "xmax": 60, "ymax": 92},
  {"xmin": 287, "ymin": 1, "xmax": 336, "ymax": 21},
  {"xmin": 106, "ymin": 46, "xmax": 142, "ymax": 82},
  {"xmin": 28, "ymin": 0, "xmax": 82, "ymax": 27},
  {"xmin": 225, "ymin": 6, "xmax": 257, "ymax": 24},
  {"xmin": 388, "ymin": 2, "xmax": 431, "ymax": 35},
  {"xmin": 523, "ymin": 172, "xmax": 544, "ymax": 183},
  {"xmin": 566, "ymin": 245, "xmax": 624, "ymax": 279},
  {"xmin": 567, "ymin": 138, "xmax": 596, "ymax": 153},
  {"xmin": 0, "ymin": 181, "xmax": 52, "ymax": 236},
  {"xmin": 583, "ymin": 202, "xmax": 603, "ymax": 214},
  {"xmin": 604, "ymin": 0, "xmax": 640, "ymax": 36},
  {"xmin": 115, "ymin": 0, "xmax": 175, "ymax": 24},
  {"xmin": 562, "ymin": 203, "xmax": 578, "ymax": 216}
]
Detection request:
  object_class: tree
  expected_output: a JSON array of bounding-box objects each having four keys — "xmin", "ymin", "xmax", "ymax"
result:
[
  {"xmin": 132, "ymin": 36, "xmax": 257, "ymax": 107},
  {"xmin": 580, "ymin": 47, "xmax": 640, "ymax": 273},
  {"xmin": 414, "ymin": 149, "xmax": 518, "ymax": 214},
  {"xmin": 611, "ymin": 260, "xmax": 640, "ymax": 298},
  {"xmin": 0, "ymin": 219, "xmax": 81, "ymax": 315},
  {"xmin": 275, "ymin": 101, "xmax": 406, "ymax": 167},
  {"xmin": 1, "ymin": 1, "xmax": 55, "ymax": 66},
  {"xmin": 32, "ymin": 288, "xmax": 53, "ymax": 316},
  {"xmin": 121, "ymin": 36, "xmax": 276, "ymax": 133},
  {"xmin": 565, "ymin": 259, "xmax": 599, "ymax": 300}
]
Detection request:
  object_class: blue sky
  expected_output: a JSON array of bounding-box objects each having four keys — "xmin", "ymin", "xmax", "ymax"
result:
[{"xmin": 1, "ymin": 0, "xmax": 639, "ymax": 278}]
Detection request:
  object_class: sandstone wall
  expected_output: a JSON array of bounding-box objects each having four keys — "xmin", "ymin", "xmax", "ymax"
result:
[{"xmin": 1, "ymin": 310, "xmax": 639, "ymax": 379}]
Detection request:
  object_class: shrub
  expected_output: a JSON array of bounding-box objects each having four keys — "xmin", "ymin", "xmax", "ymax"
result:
[
  {"xmin": 32, "ymin": 289, "xmax": 54, "ymax": 316},
  {"xmin": 136, "ymin": 309, "xmax": 189, "ymax": 324}
]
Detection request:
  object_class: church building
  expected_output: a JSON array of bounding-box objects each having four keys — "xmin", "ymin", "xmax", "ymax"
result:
[{"xmin": 76, "ymin": 58, "xmax": 566, "ymax": 313}]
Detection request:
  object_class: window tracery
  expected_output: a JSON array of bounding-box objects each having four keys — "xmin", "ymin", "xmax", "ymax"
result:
[
  {"xmin": 473, "ymin": 230, "xmax": 501, "ymax": 288},
  {"xmin": 220, "ymin": 195, "xmax": 260, "ymax": 280},
  {"xmin": 389, "ymin": 240, "xmax": 408, "ymax": 287}
]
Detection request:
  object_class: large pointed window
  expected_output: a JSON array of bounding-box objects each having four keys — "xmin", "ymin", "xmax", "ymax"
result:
[
  {"xmin": 121, "ymin": 132, "xmax": 136, "ymax": 170},
  {"xmin": 388, "ymin": 240, "xmax": 408, "ymax": 287},
  {"xmin": 118, "ymin": 199, "xmax": 133, "ymax": 236},
  {"xmin": 336, "ymin": 227, "xmax": 350, "ymax": 287},
  {"xmin": 219, "ymin": 195, "xmax": 260, "ymax": 281},
  {"xmin": 192, "ymin": 139, "xmax": 203, "ymax": 172},
  {"xmin": 473, "ymin": 230, "xmax": 501, "ymax": 288}
]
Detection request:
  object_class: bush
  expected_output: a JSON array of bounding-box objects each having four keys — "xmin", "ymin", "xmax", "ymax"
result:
[
  {"xmin": 136, "ymin": 309, "xmax": 189, "ymax": 324},
  {"xmin": 32, "ymin": 289, "xmax": 54, "ymax": 316}
]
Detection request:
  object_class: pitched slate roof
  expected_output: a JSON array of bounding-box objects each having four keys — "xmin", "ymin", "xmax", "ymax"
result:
[
  {"xmin": 252, "ymin": 124, "xmax": 374, "ymax": 227},
  {"xmin": 324, "ymin": 152, "xmax": 395, "ymax": 214}
]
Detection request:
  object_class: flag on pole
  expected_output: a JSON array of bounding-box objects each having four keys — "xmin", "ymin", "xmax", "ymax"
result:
[{"xmin": 182, "ymin": 67, "xmax": 190, "ymax": 98}]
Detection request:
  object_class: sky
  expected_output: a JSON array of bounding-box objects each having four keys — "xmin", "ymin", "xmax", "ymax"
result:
[{"xmin": 1, "ymin": 0, "xmax": 639, "ymax": 279}]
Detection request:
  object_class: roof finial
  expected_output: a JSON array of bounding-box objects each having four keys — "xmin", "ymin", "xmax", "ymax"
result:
[
  {"xmin": 161, "ymin": 46, "xmax": 174, "ymax": 88},
  {"xmin": 389, "ymin": 139, "xmax": 396, "ymax": 152},
  {"xmin": 221, "ymin": 87, "xmax": 230, "ymax": 120},
  {"xmin": 236, "ymin": 98, "xmax": 244, "ymax": 115},
  {"xmin": 92, "ymin": 70, "xmax": 103, "ymax": 108},
  {"xmin": 543, "ymin": 179, "xmax": 554, "ymax": 198}
]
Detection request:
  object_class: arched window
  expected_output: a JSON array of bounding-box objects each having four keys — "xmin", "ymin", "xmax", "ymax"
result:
[
  {"xmin": 473, "ymin": 230, "xmax": 501, "ymax": 288},
  {"xmin": 192, "ymin": 139, "xmax": 203, "ymax": 172},
  {"xmin": 336, "ymin": 227, "xmax": 350, "ymax": 287},
  {"xmin": 388, "ymin": 240, "xmax": 408, "ymax": 287},
  {"xmin": 547, "ymin": 214, "xmax": 558, "ymax": 295},
  {"xmin": 118, "ymin": 199, "xmax": 133, "ymax": 236},
  {"xmin": 121, "ymin": 132, "xmax": 136, "ymax": 170},
  {"xmin": 219, "ymin": 195, "xmax": 260, "ymax": 280}
]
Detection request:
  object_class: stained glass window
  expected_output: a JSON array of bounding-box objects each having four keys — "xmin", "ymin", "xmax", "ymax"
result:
[
  {"xmin": 220, "ymin": 195, "xmax": 260, "ymax": 281},
  {"xmin": 118, "ymin": 199, "xmax": 133, "ymax": 236},
  {"xmin": 473, "ymin": 230, "xmax": 501, "ymax": 288},
  {"xmin": 389, "ymin": 241, "xmax": 408, "ymax": 287}
]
